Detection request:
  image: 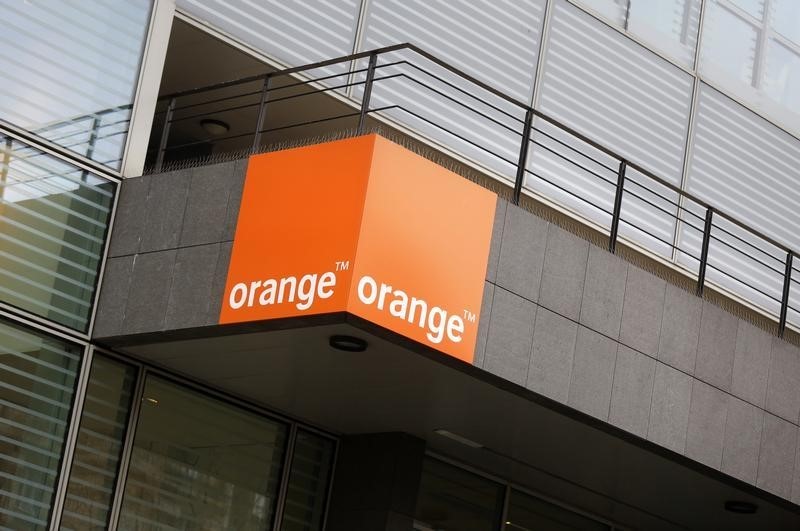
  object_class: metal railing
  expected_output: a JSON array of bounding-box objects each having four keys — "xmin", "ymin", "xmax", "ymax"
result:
[{"xmin": 147, "ymin": 43, "xmax": 799, "ymax": 337}]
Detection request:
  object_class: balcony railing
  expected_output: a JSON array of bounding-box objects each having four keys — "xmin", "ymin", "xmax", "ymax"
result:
[{"xmin": 146, "ymin": 43, "xmax": 800, "ymax": 337}]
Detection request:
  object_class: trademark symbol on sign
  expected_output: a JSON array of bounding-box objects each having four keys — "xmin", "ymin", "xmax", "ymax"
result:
[
  {"xmin": 463, "ymin": 310, "xmax": 476, "ymax": 323},
  {"xmin": 335, "ymin": 260, "xmax": 350, "ymax": 271}
]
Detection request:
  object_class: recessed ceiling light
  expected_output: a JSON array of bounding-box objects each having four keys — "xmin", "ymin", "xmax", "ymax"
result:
[
  {"xmin": 200, "ymin": 118, "xmax": 230, "ymax": 136},
  {"xmin": 143, "ymin": 397, "xmax": 159, "ymax": 406},
  {"xmin": 724, "ymin": 500, "xmax": 757, "ymax": 514},
  {"xmin": 329, "ymin": 335, "xmax": 368, "ymax": 352},
  {"xmin": 434, "ymin": 429, "xmax": 483, "ymax": 449}
]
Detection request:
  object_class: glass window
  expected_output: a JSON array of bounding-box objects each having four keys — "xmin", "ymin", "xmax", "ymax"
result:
[
  {"xmin": 504, "ymin": 488, "xmax": 611, "ymax": 530},
  {"xmin": 772, "ymin": 0, "xmax": 800, "ymax": 43},
  {"xmin": 281, "ymin": 430, "xmax": 336, "ymax": 531},
  {"xmin": 414, "ymin": 458, "xmax": 505, "ymax": 531},
  {"xmin": 0, "ymin": 135, "xmax": 115, "ymax": 331},
  {"xmin": 0, "ymin": 0, "xmax": 152, "ymax": 169},
  {"xmin": 0, "ymin": 317, "xmax": 82, "ymax": 530},
  {"xmin": 627, "ymin": 0, "xmax": 701, "ymax": 67},
  {"xmin": 700, "ymin": 0, "xmax": 800, "ymax": 134},
  {"xmin": 60, "ymin": 355, "xmax": 137, "ymax": 531},
  {"xmin": 117, "ymin": 377, "xmax": 288, "ymax": 530},
  {"xmin": 574, "ymin": 0, "xmax": 701, "ymax": 67}
]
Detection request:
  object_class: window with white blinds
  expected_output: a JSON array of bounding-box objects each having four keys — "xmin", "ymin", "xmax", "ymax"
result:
[
  {"xmin": 682, "ymin": 82, "xmax": 800, "ymax": 321},
  {"xmin": 0, "ymin": 318, "xmax": 82, "ymax": 531},
  {"xmin": 536, "ymin": 0, "xmax": 694, "ymax": 186},
  {"xmin": 0, "ymin": 136, "xmax": 115, "ymax": 332},
  {"xmin": 0, "ymin": 0, "xmax": 151, "ymax": 169},
  {"xmin": 176, "ymin": 0, "xmax": 361, "ymax": 69},
  {"xmin": 60, "ymin": 355, "xmax": 137, "ymax": 531}
]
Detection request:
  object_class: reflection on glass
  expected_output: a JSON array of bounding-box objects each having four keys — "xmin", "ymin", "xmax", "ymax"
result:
[
  {"xmin": 764, "ymin": 39, "xmax": 800, "ymax": 110},
  {"xmin": 504, "ymin": 489, "xmax": 610, "ymax": 531},
  {"xmin": 627, "ymin": 0, "xmax": 701, "ymax": 67},
  {"xmin": 118, "ymin": 377, "xmax": 288, "ymax": 531},
  {"xmin": 729, "ymin": 0, "xmax": 765, "ymax": 19},
  {"xmin": 0, "ymin": 136, "xmax": 115, "ymax": 331},
  {"xmin": 575, "ymin": 0, "xmax": 628, "ymax": 25},
  {"xmin": 700, "ymin": 1, "xmax": 758, "ymax": 85},
  {"xmin": 0, "ymin": 0, "xmax": 151, "ymax": 169},
  {"xmin": 60, "ymin": 355, "xmax": 137, "ymax": 531},
  {"xmin": 414, "ymin": 458, "xmax": 504, "ymax": 531},
  {"xmin": 0, "ymin": 318, "xmax": 82, "ymax": 530},
  {"xmin": 281, "ymin": 430, "xmax": 336, "ymax": 531},
  {"xmin": 772, "ymin": 0, "xmax": 800, "ymax": 43}
]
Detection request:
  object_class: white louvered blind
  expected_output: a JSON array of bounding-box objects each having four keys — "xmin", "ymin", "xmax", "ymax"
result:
[
  {"xmin": 536, "ymin": 0, "xmax": 693, "ymax": 184},
  {"xmin": 681, "ymin": 82, "xmax": 800, "ymax": 321},
  {"xmin": 356, "ymin": 0, "xmax": 545, "ymax": 180},
  {"xmin": 0, "ymin": 319, "xmax": 82, "ymax": 531},
  {"xmin": 0, "ymin": 137, "xmax": 115, "ymax": 332},
  {"xmin": 176, "ymin": 0, "xmax": 361, "ymax": 69},
  {"xmin": 0, "ymin": 0, "xmax": 151, "ymax": 169}
]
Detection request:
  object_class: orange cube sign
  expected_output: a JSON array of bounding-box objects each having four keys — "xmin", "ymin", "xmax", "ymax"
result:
[{"xmin": 219, "ymin": 135, "xmax": 496, "ymax": 363}]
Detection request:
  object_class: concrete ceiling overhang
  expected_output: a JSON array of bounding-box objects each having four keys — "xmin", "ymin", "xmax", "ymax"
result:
[{"xmin": 104, "ymin": 315, "xmax": 800, "ymax": 531}]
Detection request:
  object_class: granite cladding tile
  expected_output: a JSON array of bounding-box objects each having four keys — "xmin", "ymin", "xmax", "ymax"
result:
[
  {"xmin": 538, "ymin": 225, "xmax": 589, "ymax": 320},
  {"xmin": 209, "ymin": 241, "xmax": 233, "ymax": 320},
  {"xmin": 107, "ymin": 176, "xmax": 148, "ymax": 257},
  {"xmin": 766, "ymin": 337, "xmax": 800, "ymax": 423},
  {"xmin": 495, "ymin": 204, "xmax": 548, "ymax": 302},
  {"xmin": 485, "ymin": 198, "xmax": 507, "ymax": 282},
  {"xmin": 657, "ymin": 284, "xmax": 701, "ymax": 374},
  {"xmin": 483, "ymin": 288, "xmax": 536, "ymax": 386},
  {"xmin": 122, "ymin": 250, "xmax": 177, "ymax": 335},
  {"xmin": 528, "ymin": 307, "xmax": 578, "ymax": 403},
  {"xmin": 648, "ymin": 362, "xmax": 692, "ymax": 454},
  {"xmin": 139, "ymin": 170, "xmax": 191, "ymax": 252},
  {"xmin": 222, "ymin": 158, "xmax": 249, "ymax": 241},
  {"xmin": 165, "ymin": 244, "xmax": 221, "ymax": 330},
  {"xmin": 731, "ymin": 320, "xmax": 772, "ymax": 408},
  {"xmin": 91, "ymin": 255, "xmax": 134, "ymax": 338},
  {"xmin": 473, "ymin": 282, "xmax": 496, "ymax": 368},
  {"xmin": 619, "ymin": 265, "xmax": 666, "ymax": 356},
  {"xmin": 757, "ymin": 413, "xmax": 797, "ymax": 498},
  {"xmin": 684, "ymin": 379, "xmax": 728, "ymax": 469},
  {"xmin": 180, "ymin": 162, "xmax": 236, "ymax": 246},
  {"xmin": 579, "ymin": 246, "xmax": 627, "ymax": 339},
  {"xmin": 694, "ymin": 301, "xmax": 738, "ymax": 391},
  {"xmin": 567, "ymin": 326, "xmax": 618, "ymax": 421},
  {"xmin": 721, "ymin": 396, "xmax": 763, "ymax": 484},
  {"xmin": 609, "ymin": 345, "xmax": 656, "ymax": 438}
]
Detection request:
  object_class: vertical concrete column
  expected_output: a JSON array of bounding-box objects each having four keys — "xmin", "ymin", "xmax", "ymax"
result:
[{"xmin": 326, "ymin": 432, "xmax": 425, "ymax": 531}]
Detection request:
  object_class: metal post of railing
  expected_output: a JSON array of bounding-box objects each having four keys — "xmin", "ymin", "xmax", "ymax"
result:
[
  {"xmin": 252, "ymin": 74, "xmax": 272, "ymax": 153},
  {"xmin": 609, "ymin": 160, "xmax": 627, "ymax": 254},
  {"xmin": 779, "ymin": 251, "xmax": 793, "ymax": 337},
  {"xmin": 512, "ymin": 108, "xmax": 534, "ymax": 206},
  {"xmin": 697, "ymin": 207, "xmax": 714, "ymax": 296},
  {"xmin": 0, "ymin": 137, "xmax": 12, "ymax": 188},
  {"xmin": 155, "ymin": 97, "xmax": 176, "ymax": 173},
  {"xmin": 357, "ymin": 52, "xmax": 378, "ymax": 135}
]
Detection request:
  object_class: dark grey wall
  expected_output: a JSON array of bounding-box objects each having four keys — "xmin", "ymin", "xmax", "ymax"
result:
[
  {"xmin": 476, "ymin": 199, "xmax": 800, "ymax": 504},
  {"xmin": 93, "ymin": 160, "xmax": 246, "ymax": 339}
]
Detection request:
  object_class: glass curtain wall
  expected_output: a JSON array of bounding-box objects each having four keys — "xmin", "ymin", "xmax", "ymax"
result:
[
  {"xmin": 0, "ymin": 136, "xmax": 115, "ymax": 332},
  {"xmin": 60, "ymin": 354, "xmax": 137, "ymax": 531},
  {"xmin": 0, "ymin": 0, "xmax": 152, "ymax": 170},
  {"xmin": 117, "ymin": 376, "xmax": 289, "ymax": 530},
  {"xmin": 0, "ymin": 317, "xmax": 83, "ymax": 531},
  {"xmin": 414, "ymin": 457, "xmax": 612, "ymax": 531}
]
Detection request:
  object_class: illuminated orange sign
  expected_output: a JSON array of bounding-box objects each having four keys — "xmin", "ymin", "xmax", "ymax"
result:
[{"xmin": 220, "ymin": 135, "xmax": 496, "ymax": 363}]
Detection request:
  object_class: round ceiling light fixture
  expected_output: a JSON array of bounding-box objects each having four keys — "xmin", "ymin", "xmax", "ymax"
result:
[
  {"xmin": 724, "ymin": 500, "xmax": 758, "ymax": 514},
  {"xmin": 329, "ymin": 335, "xmax": 368, "ymax": 352},
  {"xmin": 200, "ymin": 118, "xmax": 230, "ymax": 136}
]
